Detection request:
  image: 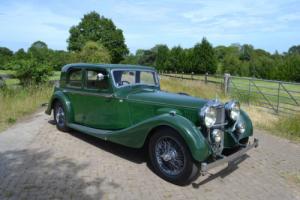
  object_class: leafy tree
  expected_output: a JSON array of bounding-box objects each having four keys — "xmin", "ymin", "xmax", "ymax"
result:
[
  {"xmin": 28, "ymin": 41, "xmax": 50, "ymax": 64},
  {"xmin": 192, "ymin": 38, "xmax": 217, "ymax": 74},
  {"xmin": 14, "ymin": 48, "xmax": 28, "ymax": 60},
  {"xmin": 288, "ymin": 45, "xmax": 300, "ymax": 55},
  {"xmin": 67, "ymin": 11, "xmax": 128, "ymax": 63},
  {"xmin": 0, "ymin": 47, "xmax": 13, "ymax": 68},
  {"xmin": 154, "ymin": 44, "xmax": 169, "ymax": 70},
  {"xmin": 137, "ymin": 50, "xmax": 156, "ymax": 66},
  {"xmin": 120, "ymin": 53, "xmax": 139, "ymax": 65},
  {"xmin": 78, "ymin": 41, "xmax": 111, "ymax": 63},
  {"xmin": 239, "ymin": 44, "xmax": 254, "ymax": 61}
]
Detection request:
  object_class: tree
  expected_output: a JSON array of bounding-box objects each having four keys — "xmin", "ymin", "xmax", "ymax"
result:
[
  {"xmin": 137, "ymin": 50, "xmax": 156, "ymax": 66},
  {"xmin": 192, "ymin": 38, "xmax": 217, "ymax": 74},
  {"xmin": 167, "ymin": 46, "xmax": 186, "ymax": 72},
  {"xmin": 67, "ymin": 11, "xmax": 128, "ymax": 63},
  {"xmin": 28, "ymin": 41, "xmax": 50, "ymax": 64},
  {"xmin": 288, "ymin": 45, "xmax": 300, "ymax": 55},
  {"xmin": 154, "ymin": 44, "xmax": 169, "ymax": 70},
  {"xmin": 239, "ymin": 44, "xmax": 254, "ymax": 61},
  {"xmin": 0, "ymin": 47, "xmax": 13, "ymax": 68},
  {"xmin": 14, "ymin": 48, "xmax": 28, "ymax": 60},
  {"xmin": 78, "ymin": 41, "xmax": 111, "ymax": 63}
]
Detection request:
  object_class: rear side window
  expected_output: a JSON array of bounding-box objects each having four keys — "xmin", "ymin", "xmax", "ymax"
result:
[
  {"xmin": 67, "ymin": 69, "xmax": 82, "ymax": 88},
  {"xmin": 86, "ymin": 69, "xmax": 109, "ymax": 90}
]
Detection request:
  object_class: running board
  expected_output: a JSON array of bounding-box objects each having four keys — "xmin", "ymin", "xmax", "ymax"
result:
[{"xmin": 68, "ymin": 123, "xmax": 113, "ymax": 139}]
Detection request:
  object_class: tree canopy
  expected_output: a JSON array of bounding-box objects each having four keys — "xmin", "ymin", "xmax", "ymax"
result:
[{"xmin": 67, "ymin": 11, "xmax": 128, "ymax": 63}]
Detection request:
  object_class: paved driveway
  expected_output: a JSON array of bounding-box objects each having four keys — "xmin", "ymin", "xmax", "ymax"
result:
[{"xmin": 0, "ymin": 111, "xmax": 299, "ymax": 200}]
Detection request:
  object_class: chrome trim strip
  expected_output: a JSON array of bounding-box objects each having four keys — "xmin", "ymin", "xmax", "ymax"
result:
[{"xmin": 63, "ymin": 89, "xmax": 114, "ymax": 98}]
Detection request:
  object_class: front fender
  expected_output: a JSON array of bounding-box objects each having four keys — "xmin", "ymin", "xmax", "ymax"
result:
[
  {"xmin": 239, "ymin": 109, "xmax": 253, "ymax": 138},
  {"xmin": 108, "ymin": 113, "xmax": 210, "ymax": 162},
  {"xmin": 45, "ymin": 90, "xmax": 73, "ymax": 124}
]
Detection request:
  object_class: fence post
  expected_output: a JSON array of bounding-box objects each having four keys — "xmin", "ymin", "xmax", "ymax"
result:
[
  {"xmin": 224, "ymin": 73, "xmax": 231, "ymax": 95},
  {"xmin": 191, "ymin": 72, "xmax": 194, "ymax": 80},
  {"xmin": 205, "ymin": 73, "xmax": 208, "ymax": 84},
  {"xmin": 181, "ymin": 72, "xmax": 184, "ymax": 79},
  {"xmin": 277, "ymin": 83, "xmax": 280, "ymax": 113}
]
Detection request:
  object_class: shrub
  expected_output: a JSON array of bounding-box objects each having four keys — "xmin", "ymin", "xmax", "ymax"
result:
[{"xmin": 15, "ymin": 60, "xmax": 53, "ymax": 85}]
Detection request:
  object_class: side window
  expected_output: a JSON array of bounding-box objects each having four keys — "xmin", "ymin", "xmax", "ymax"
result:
[
  {"xmin": 67, "ymin": 69, "xmax": 82, "ymax": 88},
  {"xmin": 86, "ymin": 70, "xmax": 109, "ymax": 90}
]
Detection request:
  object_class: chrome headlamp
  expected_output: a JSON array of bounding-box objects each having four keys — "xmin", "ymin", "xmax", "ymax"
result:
[
  {"xmin": 236, "ymin": 121, "xmax": 246, "ymax": 134},
  {"xmin": 211, "ymin": 129, "xmax": 223, "ymax": 143},
  {"xmin": 225, "ymin": 101, "xmax": 240, "ymax": 121},
  {"xmin": 200, "ymin": 106, "xmax": 217, "ymax": 128}
]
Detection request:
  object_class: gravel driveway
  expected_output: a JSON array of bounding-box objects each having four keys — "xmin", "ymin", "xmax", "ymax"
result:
[{"xmin": 0, "ymin": 110, "xmax": 299, "ymax": 200}]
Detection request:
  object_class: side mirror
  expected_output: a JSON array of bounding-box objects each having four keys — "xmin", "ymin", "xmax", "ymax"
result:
[{"xmin": 97, "ymin": 73, "xmax": 105, "ymax": 81}]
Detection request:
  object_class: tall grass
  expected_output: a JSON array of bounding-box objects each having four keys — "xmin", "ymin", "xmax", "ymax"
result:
[
  {"xmin": 0, "ymin": 84, "xmax": 53, "ymax": 132},
  {"xmin": 275, "ymin": 114, "xmax": 300, "ymax": 141}
]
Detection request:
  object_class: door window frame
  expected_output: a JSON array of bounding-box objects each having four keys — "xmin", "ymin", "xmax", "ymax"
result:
[
  {"xmin": 66, "ymin": 67, "xmax": 83, "ymax": 89},
  {"xmin": 83, "ymin": 68, "xmax": 112, "ymax": 93}
]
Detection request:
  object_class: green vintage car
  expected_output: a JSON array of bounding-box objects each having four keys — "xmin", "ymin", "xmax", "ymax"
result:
[{"xmin": 46, "ymin": 63, "xmax": 258, "ymax": 185}]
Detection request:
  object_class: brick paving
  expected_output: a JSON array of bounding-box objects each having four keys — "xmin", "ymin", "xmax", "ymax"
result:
[{"xmin": 0, "ymin": 111, "xmax": 299, "ymax": 200}]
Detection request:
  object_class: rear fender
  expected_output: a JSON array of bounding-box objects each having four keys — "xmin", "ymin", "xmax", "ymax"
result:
[{"xmin": 45, "ymin": 90, "xmax": 73, "ymax": 124}]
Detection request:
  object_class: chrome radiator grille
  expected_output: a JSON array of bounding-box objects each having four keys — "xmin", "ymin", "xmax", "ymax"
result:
[{"xmin": 215, "ymin": 106, "xmax": 225, "ymax": 126}]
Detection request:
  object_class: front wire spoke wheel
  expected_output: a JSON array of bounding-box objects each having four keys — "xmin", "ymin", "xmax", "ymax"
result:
[{"xmin": 155, "ymin": 136, "xmax": 185, "ymax": 176}]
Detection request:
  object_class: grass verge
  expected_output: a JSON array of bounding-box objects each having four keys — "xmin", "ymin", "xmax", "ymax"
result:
[{"xmin": 0, "ymin": 84, "xmax": 53, "ymax": 132}]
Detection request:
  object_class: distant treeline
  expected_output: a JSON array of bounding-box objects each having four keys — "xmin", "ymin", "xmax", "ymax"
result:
[
  {"xmin": 121, "ymin": 40, "xmax": 300, "ymax": 82},
  {"xmin": 0, "ymin": 11, "xmax": 299, "ymax": 83}
]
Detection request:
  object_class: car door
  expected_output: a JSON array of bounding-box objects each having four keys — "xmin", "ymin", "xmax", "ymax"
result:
[
  {"xmin": 82, "ymin": 68, "xmax": 120, "ymax": 130},
  {"xmin": 64, "ymin": 67, "xmax": 86, "ymax": 124}
]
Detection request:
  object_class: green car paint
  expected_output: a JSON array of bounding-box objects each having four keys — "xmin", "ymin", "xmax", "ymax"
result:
[{"xmin": 46, "ymin": 63, "xmax": 253, "ymax": 162}]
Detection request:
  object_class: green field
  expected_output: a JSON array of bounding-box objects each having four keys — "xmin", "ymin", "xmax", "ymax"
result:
[{"xmin": 163, "ymin": 73, "xmax": 300, "ymax": 114}]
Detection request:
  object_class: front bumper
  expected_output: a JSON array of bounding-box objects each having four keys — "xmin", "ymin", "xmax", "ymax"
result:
[{"xmin": 200, "ymin": 138, "xmax": 259, "ymax": 175}]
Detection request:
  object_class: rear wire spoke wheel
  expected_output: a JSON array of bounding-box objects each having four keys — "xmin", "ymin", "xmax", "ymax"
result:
[
  {"xmin": 54, "ymin": 101, "xmax": 69, "ymax": 132},
  {"xmin": 149, "ymin": 128, "xmax": 199, "ymax": 185}
]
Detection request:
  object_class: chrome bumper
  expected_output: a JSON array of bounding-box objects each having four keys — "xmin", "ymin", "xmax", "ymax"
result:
[{"xmin": 200, "ymin": 138, "xmax": 259, "ymax": 175}]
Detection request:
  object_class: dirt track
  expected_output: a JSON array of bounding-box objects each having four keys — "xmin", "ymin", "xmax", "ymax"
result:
[{"xmin": 0, "ymin": 110, "xmax": 299, "ymax": 200}]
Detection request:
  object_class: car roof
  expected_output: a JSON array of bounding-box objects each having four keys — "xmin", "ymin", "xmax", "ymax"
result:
[{"xmin": 61, "ymin": 63, "xmax": 156, "ymax": 72}]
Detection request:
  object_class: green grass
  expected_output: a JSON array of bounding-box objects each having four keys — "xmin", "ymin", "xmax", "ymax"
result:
[
  {"xmin": 0, "ymin": 84, "xmax": 54, "ymax": 132},
  {"xmin": 49, "ymin": 71, "xmax": 61, "ymax": 81},
  {"xmin": 0, "ymin": 70, "xmax": 16, "ymax": 75},
  {"xmin": 5, "ymin": 78, "xmax": 20, "ymax": 86},
  {"xmin": 274, "ymin": 114, "xmax": 300, "ymax": 141}
]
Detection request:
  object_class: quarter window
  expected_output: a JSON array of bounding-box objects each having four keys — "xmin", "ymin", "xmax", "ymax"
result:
[{"xmin": 67, "ymin": 69, "xmax": 82, "ymax": 88}]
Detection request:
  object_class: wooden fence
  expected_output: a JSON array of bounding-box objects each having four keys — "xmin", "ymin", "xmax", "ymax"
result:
[{"xmin": 160, "ymin": 71, "xmax": 300, "ymax": 115}]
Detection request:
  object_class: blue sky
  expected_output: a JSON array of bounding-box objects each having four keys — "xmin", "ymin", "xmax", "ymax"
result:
[{"xmin": 0, "ymin": 0, "xmax": 300, "ymax": 53}]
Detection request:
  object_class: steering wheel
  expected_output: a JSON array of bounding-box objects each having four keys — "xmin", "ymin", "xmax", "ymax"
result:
[{"xmin": 121, "ymin": 80, "xmax": 130, "ymax": 85}]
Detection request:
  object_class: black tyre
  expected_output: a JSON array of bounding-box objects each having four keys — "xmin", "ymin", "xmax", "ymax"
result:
[
  {"xmin": 149, "ymin": 128, "xmax": 198, "ymax": 185},
  {"xmin": 54, "ymin": 101, "xmax": 69, "ymax": 132}
]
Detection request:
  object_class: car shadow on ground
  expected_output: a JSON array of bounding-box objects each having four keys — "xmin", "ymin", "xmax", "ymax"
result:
[
  {"xmin": 0, "ymin": 148, "xmax": 113, "ymax": 199},
  {"xmin": 48, "ymin": 120, "xmax": 249, "ymax": 187},
  {"xmin": 192, "ymin": 154, "xmax": 249, "ymax": 188}
]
